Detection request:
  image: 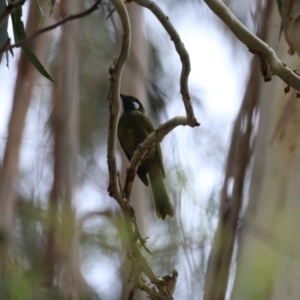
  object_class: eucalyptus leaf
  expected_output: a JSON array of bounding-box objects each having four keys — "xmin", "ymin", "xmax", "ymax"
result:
[
  {"xmin": 36, "ymin": 0, "xmax": 46, "ymax": 27},
  {"xmin": 11, "ymin": 6, "xmax": 54, "ymax": 82},
  {"xmin": 46, "ymin": 0, "xmax": 55, "ymax": 15}
]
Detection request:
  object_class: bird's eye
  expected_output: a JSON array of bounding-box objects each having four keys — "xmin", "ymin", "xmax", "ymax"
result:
[{"xmin": 132, "ymin": 101, "xmax": 140, "ymax": 110}]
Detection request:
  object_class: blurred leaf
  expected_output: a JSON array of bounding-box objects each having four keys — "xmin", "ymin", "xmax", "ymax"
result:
[
  {"xmin": 11, "ymin": 6, "xmax": 54, "ymax": 82},
  {"xmin": 36, "ymin": 0, "xmax": 46, "ymax": 27},
  {"xmin": 5, "ymin": 273, "xmax": 33, "ymax": 300},
  {"xmin": 276, "ymin": 0, "xmax": 282, "ymax": 12},
  {"xmin": 0, "ymin": 0, "xmax": 8, "ymax": 63},
  {"xmin": 47, "ymin": 0, "xmax": 55, "ymax": 15}
]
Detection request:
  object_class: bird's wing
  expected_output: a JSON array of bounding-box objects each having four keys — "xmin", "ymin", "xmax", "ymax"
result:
[
  {"xmin": 138, "ymin": 112, "xmax": 155, "ymax": 134},
  {"xmin": 118, "ymin": 132, "xmax": 150, "ymax": 186},
  {"xmin": 155, "ymin": 144, "xmax": 166, "ymax": 178},
  {"xmin": 118, "ymin": 137, "xmax": 132, "ymax": 161},
  {"xmin": 138, "ymin": 113, "xmax": 166, "ymax": 178},
  {"xmin": 155, "ymin": 143, "xmax": 166, "ymax": 178},
  {"xmin": 117, "ymin": 121, "xmax": 131, "ymax": 161}
]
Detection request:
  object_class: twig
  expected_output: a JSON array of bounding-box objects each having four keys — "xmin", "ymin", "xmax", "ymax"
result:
[
  {"xmin": 203, "ymin": 0, "xmax": 300, "ymax": 92},
  {"xmin": 132, "ymin": 0, "xmax": 196, "ymax": 121},
  {"xmin": 0, "ymin": 0, "xmax": 102, "ymax": 54},
  {"xmin": 106, "ymin": 0, "xmax": 130, "ymax": 205},
  {"xmin": 79, "ymin": 210, "xmax": 113, "ymax": 224}
]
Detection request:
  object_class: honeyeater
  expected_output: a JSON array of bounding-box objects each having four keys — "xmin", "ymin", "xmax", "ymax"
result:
[{"xmin": 117, "ymin": 94, "xmax": 174, "ymax": 220}]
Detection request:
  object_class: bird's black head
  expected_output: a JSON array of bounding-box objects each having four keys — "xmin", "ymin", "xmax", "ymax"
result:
[{"xmin": 120, "ymin": 94, "xmax": 145, "ymax": 113}]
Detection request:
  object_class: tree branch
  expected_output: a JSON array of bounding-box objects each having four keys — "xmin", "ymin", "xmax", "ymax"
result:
[
  {"xmin": 203, "ymin": 0, "xmax": 300, "ymax": 92},
  {"xmin": 107, "ymin": 0, "xmax": 130, "ymax": 206},
  {"xmin": 132, "ymin": 0, "xmax": 197, "ymax": 121},
  {"xmin": 106, "ymin": 0, "xmax": 168, "ymax": 298},
  {"xmin": 107, "ymin": 1, "xmax": 193, "ymax": 299}
]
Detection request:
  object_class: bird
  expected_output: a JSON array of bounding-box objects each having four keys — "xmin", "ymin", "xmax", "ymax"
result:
[{"xmin": 117, "ymin": 94, "xmax": 174, "ymax": 220}]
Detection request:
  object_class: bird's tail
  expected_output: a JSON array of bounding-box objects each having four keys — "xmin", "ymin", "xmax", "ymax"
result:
[{"xmin": 148, "ymin": 169, "xmax": 174, "ymax": 220}]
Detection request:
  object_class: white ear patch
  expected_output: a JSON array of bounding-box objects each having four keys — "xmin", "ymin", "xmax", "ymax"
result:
[{"xmin": 132, "ymin": 101, "xmax": 140, "ymax": 110}]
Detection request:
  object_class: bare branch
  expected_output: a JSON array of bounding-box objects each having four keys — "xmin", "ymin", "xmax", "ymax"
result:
[
  {"xmin": 203, "ymin": 0, "xmax": 300, "ymax": 92},
  {"xmin": 107, "ymin": 1, "xmax": 184, "ymax": 299},
  {"xmin": 132, "ymin": 0, "xmax": 197, "ymax": 121},
  {"xmin": 79, "ymin": 210, "xmax": 113, "ymax": 224},
  {"xmin": 0, "ymin": 0, "xmax": 102, "ymax": 54},
  {"xmin": 107, "ymin": 0, "xmax": 131, "ymax": 205}
]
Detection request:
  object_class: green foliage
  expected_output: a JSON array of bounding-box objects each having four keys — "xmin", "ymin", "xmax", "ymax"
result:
[
  {"xmin": 11, "ymin": 6, "xmax": 54, "ymax": 82},
  {"xmin": 6, "ymin": 195, "xmax": 105, "ymax": 299},
  {"xmin": 3, "ymin": 273, "xmax": 34, "ymax": 300},
  {"xmin": 36, "ymin": 0, "xmax": 55, "ymax": 25},
  {"xmin": 36, "ymin": 0, "xmax": 46, "ymax": 27}
]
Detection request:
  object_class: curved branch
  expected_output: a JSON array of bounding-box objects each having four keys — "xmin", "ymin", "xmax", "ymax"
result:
[
  {"xmin": 123, "ymin": 116, "xmax": 197, "ymax": 198},
  {"xmin": 107, "ymin": 2, "xmax": 190, "ymax": 299},
  {"xmin": 106, "ymin": 2, "xmax": 168, "ymax": 295},
  {"xmin": 203, "ymin": 0, "xmax": 300, "ymax": 92},
  {"xmin": 132, "ymin": 0, "xmax": 197, "ymax": 122},
  {"xmin": 107, "ymin": 0, "xmax": 131, "ymax": 205}
]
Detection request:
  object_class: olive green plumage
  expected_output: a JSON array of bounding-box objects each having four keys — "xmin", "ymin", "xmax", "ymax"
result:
[{"xmin": 117, "ymin": 94, "xmax": 174, "ymax": 220}]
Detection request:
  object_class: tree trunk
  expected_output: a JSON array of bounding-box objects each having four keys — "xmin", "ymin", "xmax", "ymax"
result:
[
  {"xmin": 231, "ymin": 1, "xmax": 300, "ymax": 299},
  {"xmin": 45, "ymin": 0, "xmax": 89, "ymax": 297},
  {"xmin": 0, "ymin": 0, "xmax": 51, "ymax": 279}
]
